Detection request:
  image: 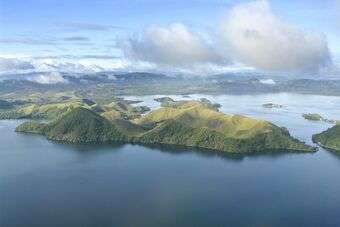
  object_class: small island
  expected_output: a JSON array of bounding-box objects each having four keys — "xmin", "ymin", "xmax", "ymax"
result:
[
  {"xmin": 312, "ymin": 124, "xmax": 340, "ymax": 151},
  {"xmin": 303, "ymin": 113, "xmax": 323, "ymax": 121},
  {"xmin": 302, "ymin": 113, "xmax": 336, "ymax": 124},
  {"xmin": 154, "ymin": 97, "xmax": 174, "ymax": 103},
  {"xmin": 262, "ymin": 103, "xmax": 283, "ymax": 109},
  {"xmin": 16, "ymin": 100, "xmax": 314, "ymax": 153}
]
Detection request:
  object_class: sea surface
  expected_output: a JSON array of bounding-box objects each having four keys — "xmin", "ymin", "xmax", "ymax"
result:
[{"xmin": 1, "ymin": 93, "xmax": 340, "ymax": 227}]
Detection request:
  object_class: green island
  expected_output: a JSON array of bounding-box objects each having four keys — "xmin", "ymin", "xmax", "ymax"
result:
[
  {"xmin": 15, "ymin": 99, "xmax": 314, "ymax": 153},
  {"xmin": 262, "ymin": 103, "xmax": 283, "ymax": 108},
  {"xmin": 302, "ymin": 113, "xmax": 336, "ymax": 124},
  {"xmin": 303, "ymin": 113, "xmax": 323, "ymax": 121},
  {"xmin": 312, "ymin": 124, "xmax": 340, "ymax": 151}
]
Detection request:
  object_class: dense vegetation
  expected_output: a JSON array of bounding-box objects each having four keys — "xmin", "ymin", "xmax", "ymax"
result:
[
  {"xmin": 312, "ymin": 124, "xmax": 340, "ymax": 151},
  {"xmin": 0, "ymin": 98, "xmax": 149, "ymax": 121},
  {"xmin": 302, "ymin": 113, "xmax": 323, "ymax": 121},
  {"xmin": 0, "ymin": 101, "xmax": 84, "ymax": 120},
  {"xmin": 302, "ymin": 113, "xmax": 336, "ymax": 124},
  {"xmin": 16, "ymin": 100, "xmax": 314, "ymax": 153}
]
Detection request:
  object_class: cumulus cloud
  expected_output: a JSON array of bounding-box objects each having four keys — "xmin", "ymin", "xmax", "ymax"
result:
[
  {"xmin": 221, "ymin": 0, "xmax": 331, "ymax": 73},
  {"xmin": 122, "ymin": 23, "xmax": 224, "ymax": 67},
  {"xmin": 1, "ymin": 1, "xmax": 333, "ymax": 75},
  {"xmin": 120, "ymin": 1, "xmax": 331, "ymax": 74}
]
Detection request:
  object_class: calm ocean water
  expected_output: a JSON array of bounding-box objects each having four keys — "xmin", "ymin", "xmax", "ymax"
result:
[{"xmin": 1, "ymin": 93, "xmax": 340, "ymax": 227}]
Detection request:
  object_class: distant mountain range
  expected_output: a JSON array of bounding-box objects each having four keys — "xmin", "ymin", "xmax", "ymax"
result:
[{"xmin": 2, "ymin": 71, "xmax": 340, "ymax": 97}]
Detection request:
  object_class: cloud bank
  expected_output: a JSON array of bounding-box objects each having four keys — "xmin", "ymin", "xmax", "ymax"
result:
[
  {"xmin": 221, "ymin": 0, "xmax": 331, "ymax": 73},
  {"xmin": 0, "ymin": 58, "xmax": 35, "ymax": 72},
  {"xmin": 121, "ymin": 0, "xmax": 331, "ymax": 74},
  {"xmin": 122, "ymin": 23, "xmax": 224, "ymax": 68},
  {"xmin": 28, "ymin": 72, "xmax": 67, "ymax": 84},
  {"xmin": 1, "ymin": 1, "xmax": 333, "ymax": 76},
  {"xmin": 0, "ymin": 57, "xmax": 102, "ymax": 75}
]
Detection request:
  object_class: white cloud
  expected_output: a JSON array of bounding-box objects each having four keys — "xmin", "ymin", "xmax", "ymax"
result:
[
  {"xmin": 1, "ymin": 1, "xmax": 334, "ymax": 76},
  {"xmin": 122, "ymin": 23, "xmax": 224, "ymax": 68},
  {"xmin": 120, "ymin": 1, "xmax": 332, "ymax": 74},
  {"xmin": 33, "ymin": 60, "xmax": 104, "ymax": 73},
  {"xmin": 259, "ymin": 79, "xmax": 276, "ymax": 85},
  {"xmin": 220, "ymin": 0, "xmax": 331, "ymax": 73},
  {"xmin": 28, "ymin": 72, "xmax": 67, "ymax": 84},
  {"xmin": 0, "ymin": 57, "xmax": 35, "ymax": 72},
  {"xmin": 0, "ymin": 56, "xmax": 126, "ymax": 75}
]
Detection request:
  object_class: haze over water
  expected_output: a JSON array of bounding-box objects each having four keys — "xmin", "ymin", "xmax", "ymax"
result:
[{"xmin": 1, "ymin": 93, "xmax": 340, "ymax": 227}]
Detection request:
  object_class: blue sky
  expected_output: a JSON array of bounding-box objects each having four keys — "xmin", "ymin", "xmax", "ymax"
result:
[{"xmin": 0, "ymin": 0, "xmax": 339, "ymax": 75}]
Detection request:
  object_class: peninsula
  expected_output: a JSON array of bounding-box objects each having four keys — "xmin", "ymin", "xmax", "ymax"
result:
[{"xmin": 312, "ymin": 124, "xmax": 340, "ymax": 151}]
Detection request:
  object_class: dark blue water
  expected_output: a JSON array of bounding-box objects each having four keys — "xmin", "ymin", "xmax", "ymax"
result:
[{"xmin": 1, "ymin": 93, "xmax": 340, "ymax": 227}]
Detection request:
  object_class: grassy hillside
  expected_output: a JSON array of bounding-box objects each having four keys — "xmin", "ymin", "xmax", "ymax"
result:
[
  {"xmin": 0, "ymin": 101, "xmax": 86, "ymax": 120},
  {"xmin": 102, "ymin": 101, "xmax": 150, "ymax": 120},
  {"xmin": 0, "ymin": 97, "xmax": 149, "ymax": 122},
  {"xmin": 312, "ymin": 124, "xmax": 340, "ymax": 151},
  {"xmin": 136, "ymin": 101, "xmax": 313, "ymax": 152},
  {"xmin": 17, "ymin": 107, "xmax": 126, "ymax": 143},
  {"xmin": 15, "ymin": 121, "xmax": 47, "ymax": 134},
  {"xmin": 137, "ymin": 101, "xmax": 273, "ymax": 139},
  {"xmin": 16, "ymin": 101, "xmax": 315, "ymax": 153}
]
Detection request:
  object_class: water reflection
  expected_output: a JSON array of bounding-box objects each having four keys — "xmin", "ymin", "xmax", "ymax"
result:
[
  {"xmin": 47, "ymin": 138, "xmax": 318, "ymax": 163},
  {"xmin": 2, "ymin": 111, "xmax": 340, "ymax": 227},
  {"xmin": 136, "ymin": 143, "xmax": 316, "ymax": 161},
  {"xmin": 50, "ymin": 140, "xmax": 126, "ymax": 153},
  {"xmin": 324, "ymin": 148, "xmax": 340, "ymax": 161}
]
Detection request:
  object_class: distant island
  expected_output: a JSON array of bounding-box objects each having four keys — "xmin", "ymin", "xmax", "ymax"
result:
[
  {"xmin": 313, "ymin": 124, "xmax": 340, "ymax": 151},
  {"xmin": 154, "ymin": 97, "xmax": 174, "ymax": 103},
  {"xmin": 15, "ymin": 99, "xmax": 314, "ymax": 153},
  {"xmin": 302, "ymin": 113, "xmax": 336, "ymax": 124},
  {"xmin": 262, "ymin": 103, "xmax": 283, "ymax": 109}
]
